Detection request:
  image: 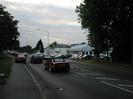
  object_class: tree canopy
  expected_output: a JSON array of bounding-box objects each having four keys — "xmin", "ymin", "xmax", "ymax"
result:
[
  {"xmin": 49, "ymin": 41, "xmax": 57, "ymax": 48},
  {"xmin": 76, "ymin": 0, "xmax": 132, "ymax": 63},
  {"xmin": 0, "ymin": 4, "xmax": 20, "ymax": 53}
]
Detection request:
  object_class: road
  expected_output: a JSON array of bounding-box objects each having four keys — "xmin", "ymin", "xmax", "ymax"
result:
[
  {"xmin": 0, "ymin": 63, "xmax": 42, "ymax": 99},
  {"xmin": 26, "ymin": 61, "xmax": 133, "ymax": 99},
  {"xmin": 1, "ymin": 60, "xmax": 133, "ymax": 99}
]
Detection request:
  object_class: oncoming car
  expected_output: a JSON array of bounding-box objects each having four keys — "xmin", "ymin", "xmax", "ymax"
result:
[{"xmin": 44, "ymin": 58, "xmax": 70, "ymax": 72}]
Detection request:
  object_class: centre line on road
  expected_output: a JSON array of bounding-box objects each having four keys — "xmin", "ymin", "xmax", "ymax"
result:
[
  {"xmin": 118, "ymin": 84, "xmax": 133, "ymax": 87},
  {"xmin": 96, "ymin": 77, "xmax": 120, "ymax": 81},
  {"xmin": 101, "ymin": 81, "xmax": 133, "ymax": 94},
  {"xmin": 124, "ymin": 80, "xmax": 133, "ymax": 84},
  {"xmin": 24, "ymin": 65, "xmax": 46, "ymax": 99},
  {"xmin": 70, "ymin": 71, "xmax": 88, "ymax": 77},
  {"xmin": 82, "ymin": 72, "xmax": 104, "ymax": 76}
]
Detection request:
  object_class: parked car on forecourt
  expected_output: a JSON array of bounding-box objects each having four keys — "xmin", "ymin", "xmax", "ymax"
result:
[
  {"xmin": 44, "ymin": 58, "xmax": 70, "ymax": 72},
  {"xmin": 80, "ymin": 54, "xmax": 91, "ymax": 60},
  {"xmin": 15, "ymin": 54, "xmax": 26, "ymax": 63},
  {"xmin": 71, "ymin": 54, "xmax": 79, "ymax": 60},
  {"xmin": 30, "ymin": 53, "xmax": 43, "ymax": 64}
]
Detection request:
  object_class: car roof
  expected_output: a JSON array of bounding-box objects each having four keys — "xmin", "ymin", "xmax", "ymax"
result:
[{"xmin": 17, "ymin": 54, "xmax": 25, "ymax": 58}]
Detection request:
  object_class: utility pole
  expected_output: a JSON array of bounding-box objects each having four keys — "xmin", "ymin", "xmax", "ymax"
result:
[
  {"xmin": 131, "ymin": 17, "xmax": 133, "ymax": 64},
  {"xmin": 46, "ymin": 31, "xmax": 49, "ymax": 47}
]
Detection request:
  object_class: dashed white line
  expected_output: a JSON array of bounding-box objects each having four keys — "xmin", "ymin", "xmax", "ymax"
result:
[
  {"xmin": 24, "ymin": 65, "xmax": 46, "ymax": 99},
  {"xmin": 82, "ymin": 72, "xmax": 104, "ymax": 76},
  {"xmin": 101, "ymin": 81, "xmax": 133, "ymax": 94},
  {"xmin": 124, "ymin": 80, "xmax": 133, "ymax": 84},
  {"xmin": 70, "ymin": 70, "xmax": 104, "ymax": 77},
  {"xmin": 96, "ymin": 77, "xmax": 120, "ymax": 81},
  {"xmin": 70, "ymin": 71, "xmax": 88, "ymax": 77},
  {"xmin": 118, "ymin": 84, "xmax": 133, "ymax": 87}
]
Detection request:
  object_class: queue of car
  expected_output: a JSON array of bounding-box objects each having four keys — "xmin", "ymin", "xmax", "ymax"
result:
[{"xmin": 8, "ymin": 50, "xmax": 70, "ymax": 73}]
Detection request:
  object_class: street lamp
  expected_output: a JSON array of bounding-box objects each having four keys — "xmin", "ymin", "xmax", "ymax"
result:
[
  {"xmin": 46, "ymin": 31, "xmax": 49, "ymax": 47},
  {"xmin": 36, "ymin": 29, "xmax": 50, "ymax": 47}
]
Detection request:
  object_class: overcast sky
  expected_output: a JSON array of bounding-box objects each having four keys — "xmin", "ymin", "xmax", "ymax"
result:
[{"xmin": 1, "ymin": 0, "xmax": 87, "ymax": 48}]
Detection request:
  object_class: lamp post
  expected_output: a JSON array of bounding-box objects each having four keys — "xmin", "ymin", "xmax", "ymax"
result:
[
  {"xmin": 46, "ymin": 31, "xmax": 49, "ymax": 47},
  {"xmin": 36, "ymin": 29, "xmax": 50, "ymax": 47}
]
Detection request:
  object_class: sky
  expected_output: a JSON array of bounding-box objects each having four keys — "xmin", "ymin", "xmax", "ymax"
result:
[{"xmin": 1, "ymin": 0, "xmax": 87, "ymax": 48}]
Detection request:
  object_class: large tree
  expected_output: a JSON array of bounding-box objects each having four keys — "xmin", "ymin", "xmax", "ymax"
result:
[
  {"xmin": 0, "ymin": 4, "xmax": 20, "ymax": 53},
  {"xmin": 76, "ymin": 0, "xmax": 132, "ymax": 63}
]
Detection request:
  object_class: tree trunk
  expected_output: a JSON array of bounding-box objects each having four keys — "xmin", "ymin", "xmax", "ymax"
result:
[
  {"xmin": 131, "ymin": 18, "xmax": 133, "ymax": 64},
  {"xmin": 112, "ymin": 41, "xmax": 131, "ymax": 63}
]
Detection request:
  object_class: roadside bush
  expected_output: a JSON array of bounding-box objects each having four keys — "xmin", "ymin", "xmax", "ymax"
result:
[{"xmin": 0, "ymin": 55, "xmax": 13, "ymax": 83}]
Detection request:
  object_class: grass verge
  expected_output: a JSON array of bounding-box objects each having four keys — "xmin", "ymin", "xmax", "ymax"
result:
[
  {"xmin": 72, "ymin": 59, "xmax": 133, "ymax": 70},
  {"xmin": 0, "ymin": 55, "xmax": 13, "ymax": 84}
]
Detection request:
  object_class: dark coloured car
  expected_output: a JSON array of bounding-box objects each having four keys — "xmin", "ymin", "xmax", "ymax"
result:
[
  {"xmin": 15, "ymin": 54, "xmax": 26, "ymax": 63},
  {"xmin": 30, "ymin": 53, "xmax": 43, "ymax": 64},
  {"xmin": 44, "ymin": 58, "xmax": 70, "ymax": 72}
]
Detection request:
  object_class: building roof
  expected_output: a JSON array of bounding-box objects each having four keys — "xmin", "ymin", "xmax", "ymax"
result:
[
  {"xmin": 71, "ymin": 43, "xmax": 93, "ymax": 51},
  {"xmin": 49, "ymin": 44, "xmax": 70, "ymax": 48}
]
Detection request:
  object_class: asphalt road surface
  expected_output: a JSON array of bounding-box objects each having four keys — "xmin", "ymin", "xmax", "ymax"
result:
[
  {"xmin": 1, "ymin": 60, "xmax": 133, "ymax": 99},
  {"xmin": 0, "ymin": 63, "xmax": 42, "ymax": 99},
  {"xmin": 26, "ymin": 62, "xmax": 133, "ymax": 99}
]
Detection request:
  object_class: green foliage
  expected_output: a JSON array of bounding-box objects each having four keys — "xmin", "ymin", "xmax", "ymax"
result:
[
  {"xmin": 0, "ymin": 55, "xmax": 13, "ymax": 79},
  {"xmin": 76, "ymin": 0, "xmax": 132, "ymax": 63},
  {"xmin": 18, "ymin": 45, "xmax": 32, "ymax": 53},
  {"xmin": 49, "ymin": 41, "xmax": 57, "ymax": 48},
  {"xmin": 0, "ymin": 4, "xmax": 20, "ymax": 52}
]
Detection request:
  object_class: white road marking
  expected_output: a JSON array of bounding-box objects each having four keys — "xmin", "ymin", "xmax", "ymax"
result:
[
  {"xmin": 101, "ymin": 81, "xmax": 133, "ymax": 94},
  {"xmin": 24, "ymin": 65, "xmax": 46, "ymax": 99},
  {"xmin": 70, "ymin": 70, "xmax": 104, "ymax": 79},
  {"xmin": 116, "ymin": 69, "xmax": 130, "ymax": 73},
  {"xmin": 82, "ymin": 72, "xmax": 104, "ymax": 76},
  {"xmin": 96, "ymin": 77, "xmax": 120, "ymax": 81},
  {"xmin": 118, "ymin": 84, "xmax": 133, "ymax": 87},
  {"xmin": 70, "ymin": 71, "xmax": 88, "ymax": 77},
  {"xmin": 124, "ymin": 80, "xmax": 133, "ymax": 84}
]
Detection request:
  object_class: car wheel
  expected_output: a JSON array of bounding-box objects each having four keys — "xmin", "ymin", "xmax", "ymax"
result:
[
  {"xmin": 44, "ymin": 66, "xmax": 47, "ymax": 70},
  {"xmin": 24, "ymin": 60, "xmax": 26, "ymax": 63},
  {"xmin": 65, "ymin": 68, "xmax": 69, "ymax": 72}
]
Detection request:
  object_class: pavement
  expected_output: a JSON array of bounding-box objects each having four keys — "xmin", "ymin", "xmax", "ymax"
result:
[{"xmin": 0, "ymin": 63, "xmax": 42, "ymax": 99}]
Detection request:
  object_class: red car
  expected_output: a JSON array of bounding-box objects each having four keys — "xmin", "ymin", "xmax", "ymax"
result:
[
  {"xmin": 15, "ymin": 54, "xmax": 26, "ymax": 63},
  {"xmin": 44, "ymin": 58, "xmax": 70, "ymax": 72}
]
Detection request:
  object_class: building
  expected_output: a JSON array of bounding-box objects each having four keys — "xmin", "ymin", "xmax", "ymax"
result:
[
  {"xmin": 44, "ymin": 44, "xmax": 71, "ymax": 56},
  {"xmin": 70, "ymin": 43, "xmax": 94, "ymax": 56}
]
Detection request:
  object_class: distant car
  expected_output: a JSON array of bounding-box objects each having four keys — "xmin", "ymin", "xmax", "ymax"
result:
[
  {"xmin": 44, "ymin": 58, "xmax": 70, "ymax": 72},
  {"xmin": 30, "ymin": 53, "xmax": 43, "ymax": 64},
  {"xmin": 21, "ymin": 52, "xmax": 28, "ymax": 57},
  {"xmin": 80, "ymin": 55, "xmax": 91, "ymax": 60},
  {"xmin": 71, "ymin": 54, "xmax": 79, "ymax": 60},
  {"xmin": 43, "ymin": 55, "xmax": 51, "ymax": 60},
  {"xmin": 15, "ymin": 54, "xmax": 26, "ymax": 63},
  {"xmin": 77, "ymin": 54, "xmax": 83, "ymax": 60},
  {"xmin": 56, "ymin": 54, "xmax": 71, "ymax": 59}
]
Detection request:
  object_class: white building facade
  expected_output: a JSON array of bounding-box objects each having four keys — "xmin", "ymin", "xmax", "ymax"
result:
[{"xmin": 70, "ymin": 43, "xmax": 94, "ymax": 56}]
